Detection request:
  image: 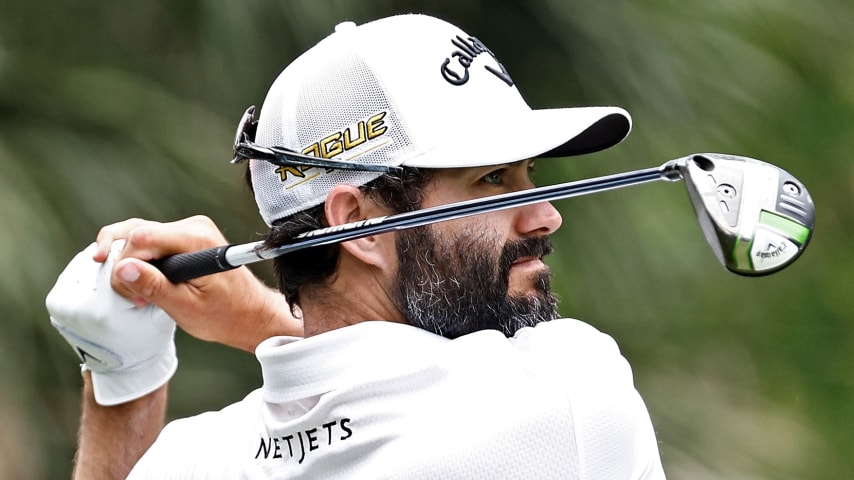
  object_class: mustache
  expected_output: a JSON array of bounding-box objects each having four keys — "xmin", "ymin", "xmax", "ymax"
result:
[{"xmin": 499, "ymin": 236, "xmax": 554, "ymax": 273}]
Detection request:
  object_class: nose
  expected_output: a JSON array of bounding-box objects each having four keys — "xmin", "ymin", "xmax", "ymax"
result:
[{"xmin": 517, "ymin": 200, "xmax": 563, "ymax": 236}]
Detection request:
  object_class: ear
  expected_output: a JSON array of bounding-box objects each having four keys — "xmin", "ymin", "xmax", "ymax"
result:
[{"xmin": 324, "ymin": 185, "xmax": 396, "ymax": 270}]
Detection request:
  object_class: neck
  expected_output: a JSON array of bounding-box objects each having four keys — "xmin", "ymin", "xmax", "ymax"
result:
[{"xmin": 297, "ymin": 253, "xmax": 406, "ymax": 337}]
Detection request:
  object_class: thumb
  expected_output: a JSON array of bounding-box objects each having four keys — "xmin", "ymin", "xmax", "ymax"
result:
[{"xmin": 113, "ymin": 258, "xmax": 171, "ymax": 309}]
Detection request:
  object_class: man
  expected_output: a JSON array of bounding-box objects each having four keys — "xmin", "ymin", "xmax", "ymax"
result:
[{"xmin": 47, "ymin": 14, "xmax": 665, "ymax": 479}]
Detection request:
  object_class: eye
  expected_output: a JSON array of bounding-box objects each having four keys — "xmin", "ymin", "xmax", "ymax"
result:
[{"xmin": 482, "ymin": 168, "xmax": 505, "ymax": 186}]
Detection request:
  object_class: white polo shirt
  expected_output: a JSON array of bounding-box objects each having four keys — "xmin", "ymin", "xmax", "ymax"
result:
[{"xmin": 129, "ymin": 319, "xmax": 665, "ymax": 479}]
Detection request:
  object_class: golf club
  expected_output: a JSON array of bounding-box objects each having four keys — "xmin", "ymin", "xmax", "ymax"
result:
[{"xmin": 154, "ymin": 153, "xmax": 815, "ymax": 283}]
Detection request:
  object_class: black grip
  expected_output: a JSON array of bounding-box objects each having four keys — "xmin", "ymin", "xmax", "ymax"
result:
[{"xmin": 152, "ymin": 245, "xmax": 237, "ymax": 283}]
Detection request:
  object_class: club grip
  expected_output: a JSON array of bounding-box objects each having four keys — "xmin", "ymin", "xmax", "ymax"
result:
[{"xmin": 152, "ymin": 245, "xmax": 237, "ymax": 283}]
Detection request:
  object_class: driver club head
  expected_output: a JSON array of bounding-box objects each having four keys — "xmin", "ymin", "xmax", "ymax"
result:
[{"xmin": 668, "ymin": 153, "xmax": 815, "ymax": 276}]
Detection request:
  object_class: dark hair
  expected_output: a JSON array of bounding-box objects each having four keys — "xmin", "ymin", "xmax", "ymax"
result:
[{"xmin": 259, "ymin": 167, "xmax": 433, "ymax": 310}]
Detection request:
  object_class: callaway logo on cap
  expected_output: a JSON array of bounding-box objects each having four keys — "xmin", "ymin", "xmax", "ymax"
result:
[{"xmin": 239, "ymin": 14, "xmax": 632, "ymax": 226}]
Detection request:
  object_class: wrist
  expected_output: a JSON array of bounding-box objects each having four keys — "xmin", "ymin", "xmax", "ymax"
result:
[{"xmin": 90, "ymin": 342, "xmax": 178, "ymax": 406}]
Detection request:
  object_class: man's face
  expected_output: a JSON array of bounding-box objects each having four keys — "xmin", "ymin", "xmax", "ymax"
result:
[{"xmin": 390, "ymin": 160, "xmax": 563, "ymax": 338}]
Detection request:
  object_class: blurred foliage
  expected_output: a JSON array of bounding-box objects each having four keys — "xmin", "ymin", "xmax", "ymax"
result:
[{"xmin": 1, "ymin": 0, "xmax": 852, "ymax": 478}]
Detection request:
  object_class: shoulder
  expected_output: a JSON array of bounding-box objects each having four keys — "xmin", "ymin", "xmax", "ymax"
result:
[
  {"xmin": 508, "ymin": 318, "xmax": 633, "ymax": 397},
  {"xmin": 162, "ymin": 388, "xmax": 265, "ymax": 438},
  {"xmin": 512, "ymin": 319, "xmax": 625, "ymax": 370},
  {"xmin": 512, "ymin": 319, "xmax": 665, "ymax": 478},
  {"xmin": 128, "ymin": 389, "xmax": 265, "ymax": 479},
  {"xmin": 517, "ymin": 317, "xmax": 617, "ymax": 344}
]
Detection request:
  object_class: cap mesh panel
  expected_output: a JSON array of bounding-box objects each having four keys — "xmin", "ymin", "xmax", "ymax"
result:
[{"xmin": 252, "ymin": 52, "xmax": 416, "ymax": 224}]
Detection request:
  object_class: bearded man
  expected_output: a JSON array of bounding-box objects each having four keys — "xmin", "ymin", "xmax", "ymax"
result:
[{"xmin": 47, "ymin": 14, "xmax": 666, "ymax": 479}]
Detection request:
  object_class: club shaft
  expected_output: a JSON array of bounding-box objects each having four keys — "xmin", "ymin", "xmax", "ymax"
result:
[{"xmin": 157, "ymin": 165, "xmax": 673, "ymax": 283}]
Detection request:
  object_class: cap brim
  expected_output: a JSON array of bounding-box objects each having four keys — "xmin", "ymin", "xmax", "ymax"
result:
[{"xmin": 401, "ymin": 106, "xmax": 631, "ymax": 169}]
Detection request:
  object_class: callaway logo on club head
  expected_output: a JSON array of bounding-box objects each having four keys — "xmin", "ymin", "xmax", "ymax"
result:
[
  {"xmin": 441, "ymin": 35, "xmax": 514, "ymax": 87},
  {"xmin": 755, "ymin": 240, "xmax": 788, "ymax": 260}
]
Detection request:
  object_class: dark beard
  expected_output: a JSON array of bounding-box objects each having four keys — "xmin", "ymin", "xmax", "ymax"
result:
[{"xmin": 392, "ymin": 225, "xmax": 559, "ymax": 339}]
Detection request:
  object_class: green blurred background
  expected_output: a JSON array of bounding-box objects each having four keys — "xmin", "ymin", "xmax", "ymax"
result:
[{"xmin": 1, "ymin": 0, "xmax": 851, "ymax": 478}]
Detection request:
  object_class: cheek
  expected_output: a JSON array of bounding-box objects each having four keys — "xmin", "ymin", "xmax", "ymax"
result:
[
  {"xmin": 429, "ymin": 220, "xmax": 508, "ymax": 281},
  {"xmin": 431, "ymin": 212, "xmax": 515, "ymax": 244}
]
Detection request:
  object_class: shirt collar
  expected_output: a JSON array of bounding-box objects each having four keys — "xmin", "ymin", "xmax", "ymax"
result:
[{"xmin": 256, "ymin": 321, "xmax": 449, "ymax": 403}]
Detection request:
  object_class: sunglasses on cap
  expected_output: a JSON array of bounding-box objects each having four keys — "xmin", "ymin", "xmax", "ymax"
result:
[{"xmin": 230, "ymin": 106, "xmax": 403, "ymax": 174}]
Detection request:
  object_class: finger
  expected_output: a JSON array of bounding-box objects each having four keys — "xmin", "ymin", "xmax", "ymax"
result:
[
  {"xmin": 121, "ymin": 215, "xmax": 228, "ymax": 262},
  {"xmin": 112, "ymin": 257, "xmax": 175, "ymax": 308},
  {"xmin": 93, "ymin": 218, "xmax": 148, "ymax": 262}
]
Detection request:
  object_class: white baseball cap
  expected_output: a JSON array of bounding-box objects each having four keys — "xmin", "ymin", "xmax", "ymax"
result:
[{"xmin": 244, "ymin": 14, "xmax": 631, "ymax": 226}]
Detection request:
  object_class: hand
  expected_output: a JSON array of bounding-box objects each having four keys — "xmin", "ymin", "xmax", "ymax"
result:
[
  {"xmin": 93, "ymin": 216, "xmax": 301, "ymax": 352},
  {"xmin": 47, "ymin": 240, "xmax": 177, "ymax": 406}
]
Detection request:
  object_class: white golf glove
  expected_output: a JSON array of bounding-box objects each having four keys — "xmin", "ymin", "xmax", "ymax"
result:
[{"xmin": 46, "ymin": 240, "xmax": 177, "ymax": 406}]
